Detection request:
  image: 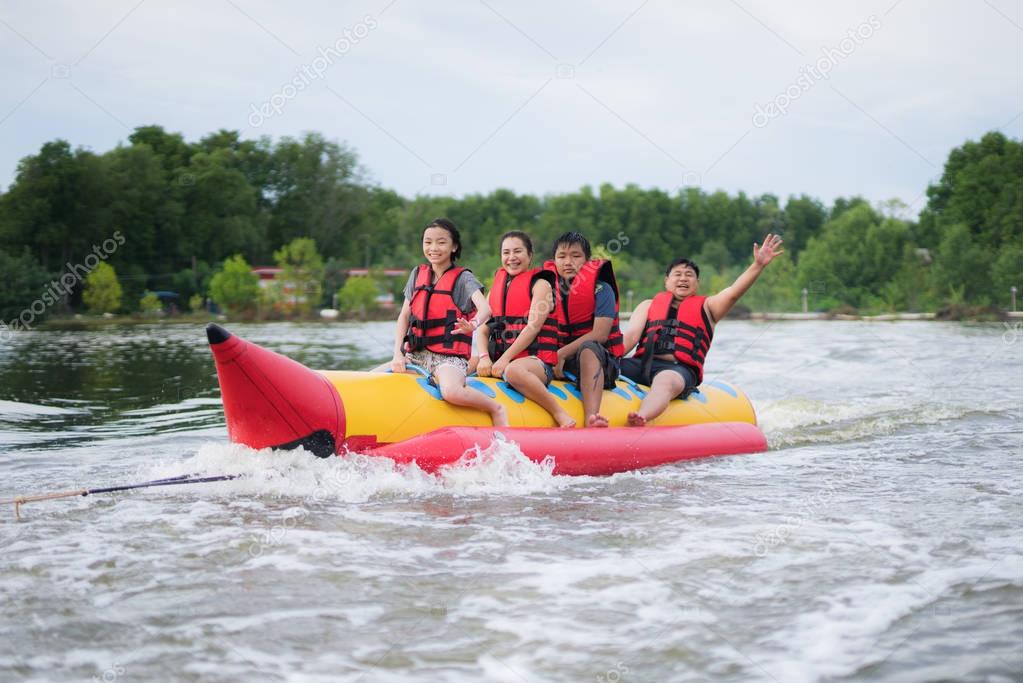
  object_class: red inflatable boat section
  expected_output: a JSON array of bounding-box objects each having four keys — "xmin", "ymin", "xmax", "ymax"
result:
[
  {"xmin": 207, "ymin": 324, "xmax": 345, "ymax": 457},
  {"xmin": 365, "ymin": 422, "xmax": 767, "ymax": 476}
]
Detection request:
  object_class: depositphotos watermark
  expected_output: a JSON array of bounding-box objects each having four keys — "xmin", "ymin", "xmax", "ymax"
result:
[
  {"xmin": 248, "ymin": 15, "xmax": 379, "ymax": 127},
  {"xmin": 0, "ymin": 231, "xmax": 125, "ymax": 340},
  {"xmin": 752, "ymin": 15, "xmax": 882, "ymax": 128}
]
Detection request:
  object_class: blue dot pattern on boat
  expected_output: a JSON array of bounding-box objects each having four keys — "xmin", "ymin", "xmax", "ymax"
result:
[
  {"xmin": 611, "ymin": 386, "xmax": 632, "ymax": 400},
  {"xmin": 561, "ymin": 382, "xmax": 583, "ymax": 401},
  {"xmin": 627, "ymin": 385, "xmax": 647, "ymax": 399},
  {"xmin": 703, "ymin": 379, "xmax": 738, "ymax": 397},
  {"xmin": 546, "ymin": 383, "xmax": 568, "ymax": 400},
  {"xmin": 416, "ymin": 378, "xmax": 444, "ymax": 400},
  {"xmin": 497, "ymin": 381, "xmax": 526, "ymax": 403},
  {"xmin": 467, "ymin": 379, "xmax": 496, "ymax": 397},
  {"xmin": 617, "ymin": 375, "xmax": 647, "ymax": 399},
  {"xmin": 684, "ymin": 389, "xmax": 708, "ymax": 404}
]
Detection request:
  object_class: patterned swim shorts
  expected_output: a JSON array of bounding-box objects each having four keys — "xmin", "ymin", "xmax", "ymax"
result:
[{"xmin": 404, "ymin": 349, "xmax": 469, "ymax": 377}]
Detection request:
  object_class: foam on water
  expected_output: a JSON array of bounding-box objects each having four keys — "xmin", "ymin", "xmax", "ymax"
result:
[
  {"xmin": 138, "ymin": 436, "xmax": 569, "ymax": 504},
  {"xmin": 0, "ymin": 399, "xmax": 87, "ymax": 417}
]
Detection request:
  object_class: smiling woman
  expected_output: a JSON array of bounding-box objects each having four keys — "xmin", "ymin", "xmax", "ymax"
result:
[{"xmin": 477, "ymin": 230, "xmax": 571, "ymax": 427}]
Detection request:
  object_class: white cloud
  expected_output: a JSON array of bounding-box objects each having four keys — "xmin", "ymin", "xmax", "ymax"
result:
[{"xmin": 0, "ymin": 0, "xmax": 1020, "ymax": 212}]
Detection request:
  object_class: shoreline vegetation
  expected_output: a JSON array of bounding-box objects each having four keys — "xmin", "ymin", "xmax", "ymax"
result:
[
  {"xmin": 33, "ymin": 304, "xmax": 1020, "ymax": 332},
  {"xmin": 1, "ymin": 127, "xmax": 1020, "ymax": 331}
]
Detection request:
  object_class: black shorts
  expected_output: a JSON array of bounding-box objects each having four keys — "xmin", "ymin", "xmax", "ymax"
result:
[
  {"xmin": 563, "ymin": 340, "xmax": 621, "ymax": 390},
  {"xmin": 620, "ymin": 357, "xmax": 698, "ymax": 399},
  {"xmin": 502, "ymin": 357, "xmax": 554, "ymax": 386}
]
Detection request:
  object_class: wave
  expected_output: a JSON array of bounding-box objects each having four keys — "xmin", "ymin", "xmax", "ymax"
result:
[
  {"xmin": 758, "ymin": 395, "xmax": 1012, "ymax": 448},
  {"xmin": 139, "ymin": 437, "xmax": 572, "ymax": 504}
]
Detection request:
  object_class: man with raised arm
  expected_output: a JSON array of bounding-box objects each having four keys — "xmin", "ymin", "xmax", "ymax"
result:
[{"xmin": 622, "ymin": 234, "xmax": 784, "ymax": 426}]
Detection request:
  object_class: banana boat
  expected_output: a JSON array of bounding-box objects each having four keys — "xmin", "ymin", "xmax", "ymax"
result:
[{"xmin": 206, "ymin": 324, "xmax": 767, "ymax": 475}]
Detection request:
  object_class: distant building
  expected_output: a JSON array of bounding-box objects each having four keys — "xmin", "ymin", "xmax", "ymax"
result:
[
  {"xmin": 251, "ymin": 266, "xmax": 309, "ymax": 309},
  {"xmin": 252, "ymin": 266, "xmax": 283, "ymax": 289},
  {"xmin": 345, "ymin": 268, "xmax": 408, "ymax": 278}
]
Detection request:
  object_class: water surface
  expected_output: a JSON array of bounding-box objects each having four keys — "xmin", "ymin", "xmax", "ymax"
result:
[{"xmin": 1, "ymin": 321, "xmax": 1021, "ymax": 682}]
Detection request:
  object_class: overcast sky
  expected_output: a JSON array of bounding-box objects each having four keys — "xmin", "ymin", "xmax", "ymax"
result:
[{"xmin": 2, "ymin": 0, "xmax": 1021, "ymax": 216}]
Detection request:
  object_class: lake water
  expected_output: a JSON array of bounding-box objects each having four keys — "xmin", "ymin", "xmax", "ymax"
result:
[{"xmin": 1, "ymin": 320, "xmax": 1021, "ymax": 682}]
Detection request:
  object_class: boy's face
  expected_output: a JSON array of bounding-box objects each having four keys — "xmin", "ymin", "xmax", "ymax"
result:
[
  {"xmin": 553, "ymin": 243, "xmax": 588, "ymax": 281},
  {"xmin": 665, "ymin": 265, "xmax": 699, "ymax": 298}
]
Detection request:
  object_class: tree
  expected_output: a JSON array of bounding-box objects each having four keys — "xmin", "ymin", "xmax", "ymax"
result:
[
  {"xmin": 82, "ymin": 262, "xmax": 123, "ymax": 313},
  {"xmin": 0, "ymin": 140, "xmax": 109, "ymax": 275},
  {"xmin": 139, "ymin": 291, "xmax": 162, "ymax": 316},
  {"xmin": 741, "ymin": 252, "xmax": 799, "ymax": 312},
  {"xmin": 991, "ymin": 245, "xmax": 1023, "ymax": 306},
  {"xmin": 931, "ymin": 223, "xmax": 992, "ymax": 304},
  {"xmin": 266, "ymin": 133, "xmax": 365, "ymax": 257},
  {"xmin": 179, "ymin": 148, "xmax": 267, "ymax": 263},
  {"xmin": 273, "ymin": 237, "xmax": 325, "ymax": 316},
  {"xmin": 208, "ymin": 254, "xmax": 260, "ymax": 314},
  {"xmin": 781, "ymin": 195, "xmax": 827, "ymax": 256},
  {"xmin": 0, "ymin": 248, "xmax": 53, "ymax": 324},
  {"xmin": 921, "ymin": 131, "xmax": 1023, "ymax": 249},
  {"xmin": 188, "ymin": 293, "xmax": 205, "ymax": 313},
  {"xmin": 338, "ymin": 276, "xmax": 379, "ymax": 316},
  {"xmin": 796, "ymin": 204, "xmax": 911, "ymax": 309}
]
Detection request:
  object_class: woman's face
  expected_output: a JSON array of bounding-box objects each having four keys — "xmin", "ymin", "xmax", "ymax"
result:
[
  {"xmin": 501, "ymin": 237, "xmax": 532, "ymax": 275},
  {"xmin": 422, "ymin": 227, "xmax": 456, "ymax": 266}
]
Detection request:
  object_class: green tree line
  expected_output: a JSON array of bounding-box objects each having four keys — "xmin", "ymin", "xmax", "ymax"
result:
[{"xmin": 1, "ymin": 126, "xmax": 1020, "ymax": 323}]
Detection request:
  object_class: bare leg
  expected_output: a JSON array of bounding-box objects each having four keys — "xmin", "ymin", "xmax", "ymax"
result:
[
  {"xmin": 433, "ymin": 364, "xmax": 509, "ymax": 427},
  {"xmin": 627, "ymin": 371, "xmax": 684, "ymax": 427},
  {"xmin": 577, "ymin": 347, "xmax": 608, "ymax": 428},
  {"xmin": 505, "ymin": 358, "xmax": 575, "ymax": 428}
]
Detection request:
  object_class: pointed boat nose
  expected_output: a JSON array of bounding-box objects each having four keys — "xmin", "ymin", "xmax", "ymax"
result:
[
  {"xmin": 206, "ymin": 322, "xmax": 231, "ymax": 345},
  {"xmin": 206, "ymin": 325, "xmax": 345, "ymax": 457}
]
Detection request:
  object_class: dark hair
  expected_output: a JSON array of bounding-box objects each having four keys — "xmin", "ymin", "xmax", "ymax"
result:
[
  {"xmin": 424, "ymin": 218, "xmax": 462, "ymax": 262},
  {"xmin": 552, "ymin": 231, "xmax": 591, "ymax": 260},
  {"xmin": 665, "ymin": 258, "xmax": 700, "ymax": 279},
  {"xmin": 500, "ymin": 230, "xmax": 533, "ymax": 255}
]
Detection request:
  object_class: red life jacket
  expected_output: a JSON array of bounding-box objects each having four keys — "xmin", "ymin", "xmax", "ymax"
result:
[
  {"xmin": 405, "ymin": 264, "xmax": 473, "ymax": 358},
  {"xmin": 487, "ymin": 267, "xmax": 559, "ymax": 365},
  {"xmin": 634, "ymin": 291, "xmax": 713, "ymax": 383},
  {"xmin": 543, "ymin": 258, "xmax": 625, "ymax": 358}
]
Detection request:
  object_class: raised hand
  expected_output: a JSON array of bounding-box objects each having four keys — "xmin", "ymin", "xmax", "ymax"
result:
[
  {"xmin": 753, "ymin": 233, "xmax": 785, "ymax": 266},
  {"xmin": 454, "ymin": 317, "xmax": 475, "ymax": 336}
]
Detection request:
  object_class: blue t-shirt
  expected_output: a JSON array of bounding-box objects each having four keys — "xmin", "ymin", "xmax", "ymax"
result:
[{"xmin": 594, "ymin": 280, "xmax": 616, "ymax": 318}]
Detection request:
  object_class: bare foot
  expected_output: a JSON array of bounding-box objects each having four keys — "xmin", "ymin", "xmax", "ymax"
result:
[
  {"xmin": 586, "ymin": 413, "xmax": 609, "ymax": 428},
  {"xmin": 554, "ymin": 411, "xmax": 576, "ymax": 429},
  {"xmin": 626, "ymin": 411, "xmax": 647, "ymax": 427},
  {"xmin": 490, "ymin": 404, "xmax": 509, "ymax": 427}
]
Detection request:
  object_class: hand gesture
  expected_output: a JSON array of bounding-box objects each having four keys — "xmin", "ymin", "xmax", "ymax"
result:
[
  {"xmin": 454, "ymin": 317, "xmax": 475, "ymax": 336},
  {"xmin": 754, "ymin": 233, "xmax": 784, "ymax": 267},
  {"xmin": 553, "ymin": 357, "xmax": 566, "ymax": 379},
  {"xmin": 491, "ymin": 358, "xmax": 509, "ymax": 379},
  {"xmin": 476, "ymin": 356, "xmax": 493, "ymax": 377}
]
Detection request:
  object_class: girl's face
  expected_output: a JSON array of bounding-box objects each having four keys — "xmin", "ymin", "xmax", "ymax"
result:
[
  {"xmin": 500, "ymin": 237, "xmax": 532, "ymax": 275},
  {"xmin": 422, "ymin": 227, "xmax": 456, "ymax": 266}
]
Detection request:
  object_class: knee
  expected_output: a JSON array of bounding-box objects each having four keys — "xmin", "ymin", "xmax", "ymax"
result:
[
  {"xmin": 504, "ymin": 364, "xmax": 525, "ymax": 384},
  {"xmin": 578, "ymin": 346, "xmax": 599, "ymax": 366},
  {"xmin": 659, "ymin": 373, "xmax": 685, "ymax": 395},
  {"xmin": 438, "ymin": 382, "xmax": 460, "ymax": 401}
]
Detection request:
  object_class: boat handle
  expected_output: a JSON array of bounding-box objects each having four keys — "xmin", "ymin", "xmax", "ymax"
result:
[{"xmin": 387, "ymin": 363, "xmax": 431, "ymax": 378}]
